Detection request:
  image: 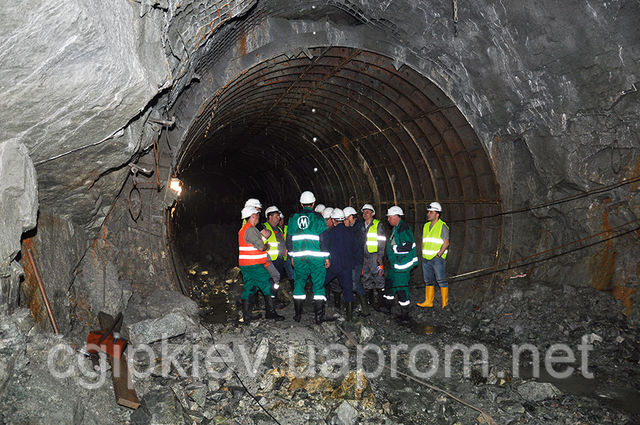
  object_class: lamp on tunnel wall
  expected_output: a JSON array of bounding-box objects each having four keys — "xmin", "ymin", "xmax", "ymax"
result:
[{"xmin": 169, "ymin": 177, "xmax": 182, "ymax": 195}]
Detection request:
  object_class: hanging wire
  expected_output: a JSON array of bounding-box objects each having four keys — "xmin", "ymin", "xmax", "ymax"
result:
[
  {"xmin": 453, "ymin": 0, "xmax": 459, "ymax": 36},
  {"xmin": 392, "ymin": 216, "xmax": 640, "ymax": 293},
  {"xmin": 449, "ymin": 174, "xmax": 640, "ymax": 224}
]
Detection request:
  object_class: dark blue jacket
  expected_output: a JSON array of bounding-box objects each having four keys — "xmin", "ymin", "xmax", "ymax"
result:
[
  {"xmin": 326, "ymin": 223, "xmax": 359, "ymax": 272},
  {"xmin": 351, "ymin": 219, "xmax": 366, "ymax": 267}
]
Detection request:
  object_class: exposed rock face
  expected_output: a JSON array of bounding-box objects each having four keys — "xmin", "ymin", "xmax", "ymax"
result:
[
  {"xmin": 1, "ymin": 0, "xmax": 170, "ymax": 231},
  {"xmin": 0, "ymin": 140, "xmax": 37, "ymax": 314},
  {"xmin": 0, "ymin": 140, "xmax": 37, "ymax": 267}
]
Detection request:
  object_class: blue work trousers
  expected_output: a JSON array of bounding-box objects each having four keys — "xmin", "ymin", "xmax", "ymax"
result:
[{"xmin": 422, "ymin": 256, "xmax": 448, "ymax": 287}]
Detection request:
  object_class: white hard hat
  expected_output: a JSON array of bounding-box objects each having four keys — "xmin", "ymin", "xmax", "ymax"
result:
[
  {"xmin": 241, "ymin": 206, "xmax": 259, "ymax": 219},
  {"xmin": 265, "ymin": 206, "xmax": 281, "ymax": 216},
  {"xmin": 300, "ymin": 191, "xmax": 316, "ymax": 204},
  {"xmin": 322, "ymin": 207, "xmax": 334, "ymax": 219},
  {"xmin": 314, "ymin": 204, "xmax": 326, "ymax": 213},
  {"xmin": 244, "ymin": 198, "xmax": 262, "ymax": 209},
  {"xmin": 427, "ymin": 202, "xmax": 442, "ymax": 212},
  {"xmin": 331, "ymin": 208, "xmax": 345, "ymax": 220},
  {"xmin": 361, "ymin": 203, "xmax": 375, "ymax": 214},
  {"xmin": 386, "ymin": 206, "xmax": 404, "ymax": 216},
  {"xmin": 343, "ymin": 207, "xmax": 357, "ymax": 217}
]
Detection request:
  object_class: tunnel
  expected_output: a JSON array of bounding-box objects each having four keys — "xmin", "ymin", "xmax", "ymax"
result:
[
  {"xmin": 171, "ymin": 47, "xmax": 501, "ymax": 280},
  {"xmin": 2, "ymin": 1, "xmax": 640, "ymax": 423}
]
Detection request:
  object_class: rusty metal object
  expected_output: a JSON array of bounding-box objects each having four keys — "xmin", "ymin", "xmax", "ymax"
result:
[{"xmin": 26, "ymin": 249, "xmax": 59, "ymax": 334}]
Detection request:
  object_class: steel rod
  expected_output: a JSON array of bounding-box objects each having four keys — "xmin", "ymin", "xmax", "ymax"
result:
[{"xmin": 26, "ymin": 249, "xmax": 59, "ymax": 334}]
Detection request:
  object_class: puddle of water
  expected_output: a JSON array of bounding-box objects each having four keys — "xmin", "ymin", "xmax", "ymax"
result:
[
  {"xmin": 201, "ymin": 291, "xmax": 237, "ymax": 324},
  {"xmin": 520, "ymin": 364, "xmax": 640, "ymax": 416},
  {"xmin": 187, "ymin": 271, "xmax": 238, "ymax": 324}
]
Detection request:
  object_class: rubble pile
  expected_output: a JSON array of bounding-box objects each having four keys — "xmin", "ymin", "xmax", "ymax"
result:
[{"xmin": 1, "ymin": 277, "xmax": 639, "ymax": 424}]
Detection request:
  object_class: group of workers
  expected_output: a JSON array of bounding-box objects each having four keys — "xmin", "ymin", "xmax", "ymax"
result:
[{"xmin": 237, "ymin": 190, "xmax": 451, "ymax": 325}]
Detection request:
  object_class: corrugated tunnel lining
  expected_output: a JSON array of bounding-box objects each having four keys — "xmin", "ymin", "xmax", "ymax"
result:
[{"xmin": 176, "ymin": 47, "xmax": 501, "ymax": 275}]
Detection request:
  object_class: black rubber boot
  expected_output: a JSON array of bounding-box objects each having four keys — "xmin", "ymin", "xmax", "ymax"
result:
[
  {"xmin": 293, "ymin": 300, "xmax": 304, "ymax": 323},
  {"xmin": 242, "ymin": 299, "xmax": 262, "ymax": 324},
  {"xmin": 265, "ymin": 295, "xmax": 285, "ymax": 321},
  {"xmin": 345, "ymin": 302, "xmax": 354, "ymax": 322},
  {"xmin": 397, "ymin": 305, "xmax": 411, "ymax": 321},
  {"xmin": 381, "ymin": 295, "xmax": 394, "ymax": 313},
  {"xmin": 374, "ymin": 290, "xmax": 384, "ymax": 312},
  {"xmin": 332, "ymin": 292, "xmax": 342, "ymax": 310},
  {"xmin": 314, "ymin": 300, "xmax": 336, "ymax": 325},
  {"xmin": 366, "ymin": 289, "xmax": 374, "ymax": 305},
  {"xmin": 356, "ymin": 295, "xmax": 370, "ymax": 317}
]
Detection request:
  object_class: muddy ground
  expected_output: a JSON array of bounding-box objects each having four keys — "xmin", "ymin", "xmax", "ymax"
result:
[
  {"xmin": 2, "ymin": 224, "xmax": 638, "ymax": 425},
  {"xmin": 178, "ymin": 259, "xmax": 640, "ymax": 425},
  {"xmin": 170, "ymin": 223, "xmax": 640, "ymax": 424}
]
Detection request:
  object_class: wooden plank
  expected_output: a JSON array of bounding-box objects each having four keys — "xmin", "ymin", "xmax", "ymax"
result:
[
  {"xmin": 110, "ymin": 346, "xmax": 140, "ymax": 409},
  {"xmin": 96, "ymin": 311, "xmax": 139, "ymax": 409}
]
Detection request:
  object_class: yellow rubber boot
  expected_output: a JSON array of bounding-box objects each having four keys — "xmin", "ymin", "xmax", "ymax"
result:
[
  {"xmin": 416, "ymin": 286, "xmax": 435, "ymax": 308},
  {"xmin": 441, "ymin": 287, "xmax": 449, "ymax": 309}
]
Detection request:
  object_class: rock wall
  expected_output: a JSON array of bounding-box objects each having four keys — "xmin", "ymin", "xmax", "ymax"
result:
[
  {"xmin": 21, "ymin": 214, "xmax": 88, "ymax": 334},
  {"xmin": 1, "ymin": 0, "xmax": 170, "ymax": 231},
  {"xmin": 0, "ymin": 140, "xmax": 38, "ymax": 314}
]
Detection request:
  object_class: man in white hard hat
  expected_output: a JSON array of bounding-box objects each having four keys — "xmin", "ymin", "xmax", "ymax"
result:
[
  {"xmin": 384, "ymin": 206, "xmax": 418, "ymax": 319},
  {"xmin": 323, "ymin": 208, "xmax": 359, "ymax": 322},
  {"xmin": 314, "ymin": 204, "xmax": 326, "ymax": 214},
  {"xmin": 360, "ymin": 204, "xmax": 386, "ymax": 311},
  {"xmin": 417, "ymin": 202, "xmax": 450, "ymax": 310},
  {"xmin": 243, "ymin": 198, "xmax": 271, "ymax": 239},
  {"xmin": 286, "ymin": 191, "xmax": 335, "ymax": 324},
  {"xmin": 343, "ymin": 206, "xmax": 368, "ymax": 316},
  {"xmin": 263, "ymin": 206, "xmax": 288, "ymax": 309},
  {"xmin": 238, "ymin": 207, "xmax": 285, "ymax": 323},
  {"xmin": 278, "ymin": 212, "xmax": 295, "ymax": 281},
  {"xmin": 322, "ymin": 207, "xmax": 335, "ymax": 228}
]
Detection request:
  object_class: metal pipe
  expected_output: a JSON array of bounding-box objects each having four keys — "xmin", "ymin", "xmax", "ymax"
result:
[{"xmin": 26, "ymin": 249, "xmax": 59, "ymax": 334}]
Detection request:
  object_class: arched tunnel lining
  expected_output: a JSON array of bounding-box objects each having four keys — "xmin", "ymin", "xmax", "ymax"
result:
[{"xmin": 174, "ymin": 47, "xmax": 502, "ymax": 276}]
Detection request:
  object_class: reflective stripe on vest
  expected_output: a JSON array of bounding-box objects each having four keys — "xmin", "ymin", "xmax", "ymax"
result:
[
  {"xmin": 422, "ymin": 220, "xmax": 448, "ymax": 260},
  {"xmin": 238, "ymin": 222, "xmax": 267, "ymax": 266},
  {"xmin": 366, "ymin": 219, "xmax": 386, "ymax": 253}
]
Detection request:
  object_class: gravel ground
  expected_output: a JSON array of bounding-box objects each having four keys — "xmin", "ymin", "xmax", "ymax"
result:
[{"xmin": 2, "ymin": 238, "xmax": 637, "ymax": 425}]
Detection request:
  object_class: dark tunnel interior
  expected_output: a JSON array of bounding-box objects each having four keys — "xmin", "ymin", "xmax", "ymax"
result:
[{"xmin": 171, "ymin": 47, "xmax": 502, "ymax": 278}]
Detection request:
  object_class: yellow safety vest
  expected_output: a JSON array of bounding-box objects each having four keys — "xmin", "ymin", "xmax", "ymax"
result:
[
  {"xmin": 422, "ymin": 219, "xmax": 448, "ymax": 260},
  {"xmin": 264, "ymin": 222, "xmax": 281, "ymax": 261},
  {"xmin": 281, "ymin": 224, "xmax": 289, "ymax": 260},
  {"xmin": 366, "ymin": 219, "xmax": 385, "ymax": 253}
]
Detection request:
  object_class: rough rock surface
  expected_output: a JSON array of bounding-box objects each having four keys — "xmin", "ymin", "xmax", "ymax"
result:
[
  {"xmin": 2, "ymin": 272, "xmax": 640, "ymax": 424},
  {"xmin": 0, "ymin": 140, "xmax": 37, "ymax": 266},
  {"xmin": 124, "ymin": 289, "xmax": 200, "ymax": 345},
  {"xmin": 1, "ymin": 0, "xmax": 170, "ymax": 231}
]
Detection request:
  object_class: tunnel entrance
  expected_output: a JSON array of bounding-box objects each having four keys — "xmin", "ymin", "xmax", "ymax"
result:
[{"xmin": 169, "ymin": 47, "xmax": 501, "ymax": 316}]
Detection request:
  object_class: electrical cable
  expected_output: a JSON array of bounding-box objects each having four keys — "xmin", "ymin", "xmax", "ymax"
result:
[
  {"xmin": 335, "ymin": 322, "xmax": 498, "ymax": 425},
  {"xmin": 204, "ymin": 325, "xmax": 283, "ymax": 425},
  {"xmin": 390, "ymin": 216, "xmax": 640, "ymax": 292},
  {"xmin": 449, "ymin": 222, "xmax": 640, "ymax": 284},
  {"xmin": 449, "ymin": 174, "xmax": 640, "ymax": 224}
]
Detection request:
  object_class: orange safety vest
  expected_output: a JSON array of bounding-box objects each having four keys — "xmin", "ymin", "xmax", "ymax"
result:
[{"xmin": 238, "ymin": 222, "xmax": 268, "ymax": 266}]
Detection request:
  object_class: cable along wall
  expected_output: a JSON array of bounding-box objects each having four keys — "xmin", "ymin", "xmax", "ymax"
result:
[{"xmin": 176, "ymin": 47, "xmax": 502, "ymax": 275}]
